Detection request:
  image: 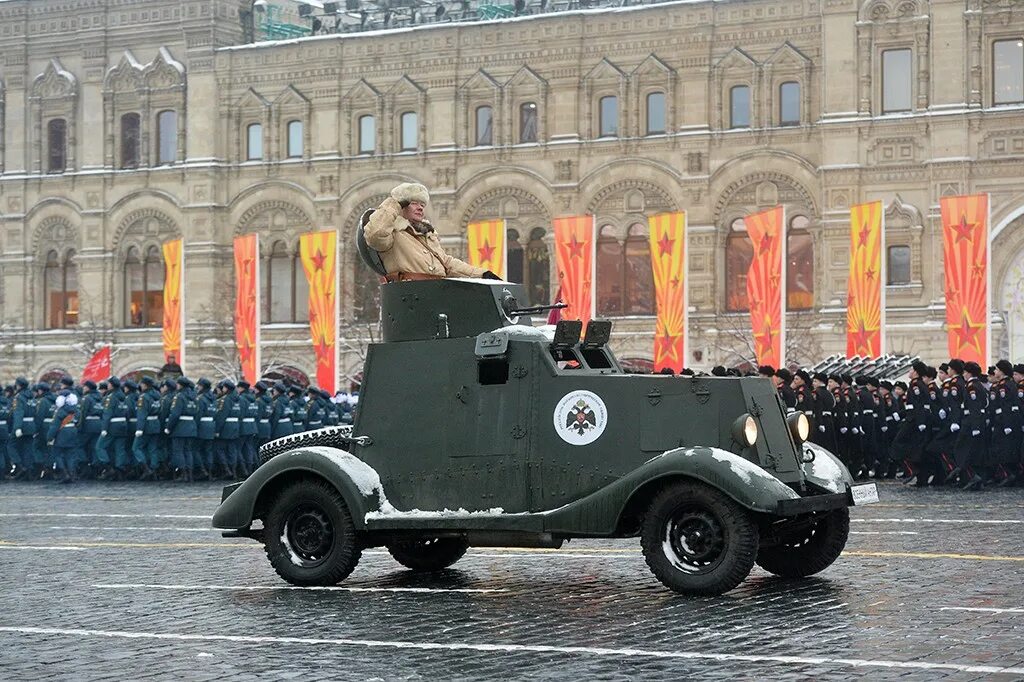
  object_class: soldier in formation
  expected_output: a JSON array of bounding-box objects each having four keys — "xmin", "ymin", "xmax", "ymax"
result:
[{"xmin": 1, "ymin": 374, "xmax": 358, "ymax": 483}]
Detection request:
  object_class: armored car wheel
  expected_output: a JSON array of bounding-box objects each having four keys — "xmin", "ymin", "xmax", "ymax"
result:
[
  {"xmin": 264, "ymin": 478, "xmax": 362, "ymax": 586},
  {"xmin": 387, "ymin": 537, "xmax": 470, "ymax": 572},
  {"xmin": 755, "ymin": 508, "xmax": 850, "ymax": 578},
  {"xmin": 641, "ymin": 480, "xmax": 758, "ymax": 596}
]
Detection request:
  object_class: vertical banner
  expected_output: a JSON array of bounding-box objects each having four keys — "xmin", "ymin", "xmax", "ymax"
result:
[
  {"xmin": 467, "ymin": 219, "xmax": 507, "ymax": 280},
  {"xmin": 553, "ymin": 216, "xmax": 596, "ymax": 331},
  {"xmin": 234, "ymin": 234, "xmax": 261, "ymax": 385},
  {"xmin": 745, "ymin": 206, "xmax": 786, "ymax": 368},
  {"xmin": 161, "ymin": 239, "xmax": 185, "ymax": 371},
  {"xmin": 648, "ymin": 212, "xmax": 687, "ymax": 373},
  {"xmin": 941, "ymin": 193, "xmax": 989, "ymax": 366},
  {"xmin": 300, "ymin": 230, "xmax": 338, "ymax": 394},
  {"xmin": 82, "ymin": 346, "xmax": 112, "ymax": 384},
  {"xmin": 847, "ymin": 201, "xmax": 885, "ymax": 358}
]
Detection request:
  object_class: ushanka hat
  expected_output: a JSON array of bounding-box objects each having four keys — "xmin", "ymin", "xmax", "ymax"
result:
[{"xmin": 390, "ymin": 182, "xmax": 429, "ymax": 205}]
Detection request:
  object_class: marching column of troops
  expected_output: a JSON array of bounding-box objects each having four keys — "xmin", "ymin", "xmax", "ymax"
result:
[
  {"xmin": 0, "ymin": 376, "xmax": 358, "ymax": 483},
  {"xmin": 762, "ymin": 358, "xmax": 1024, "ymax": 490}
]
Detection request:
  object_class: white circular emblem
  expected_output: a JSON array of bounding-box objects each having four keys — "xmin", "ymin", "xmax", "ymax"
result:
[{"xmin": 553, "ymin": 390, "xmax": 608, "ymax": 445}]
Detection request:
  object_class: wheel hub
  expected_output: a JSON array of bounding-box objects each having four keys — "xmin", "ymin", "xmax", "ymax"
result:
[
  {"xmin": 286, "ymin": 504, "xmax": 334, "ymax": 563},
  {"xmin": 666, "ymin": 510, "xmax": 725, "ymax": 571}
]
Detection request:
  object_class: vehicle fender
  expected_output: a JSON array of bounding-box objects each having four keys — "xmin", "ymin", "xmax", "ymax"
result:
[
  {"xmin": 211, "ymin": 446, "xmax": 387, "ymax": 531},
  {"xmin": 800, "ymin": 442, "xmax": 854, "ymax": 494},
  {"xmin": 543, "ymin": 446, "xmax": 801, "ymax": 536}
]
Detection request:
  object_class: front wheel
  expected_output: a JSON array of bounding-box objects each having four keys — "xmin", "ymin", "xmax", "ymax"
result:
[
  {"xmin": 264, "ymin": 478, "xmax": 362, "ymax": 585},
  {"xmin": 755, "ymin": 508, "xmax": 850, "ymax": 577},
  {"xmin": 387, "ymin": 537, "xmax": 469, "ymax": 572},
  {"xmin": 641, "ymin": 481, "xmax": 758, "ymax": 596}
]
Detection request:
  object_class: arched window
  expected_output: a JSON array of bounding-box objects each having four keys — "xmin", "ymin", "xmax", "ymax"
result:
[
  {"xmin": 47, "ymin": 118, "xmax": 67, "ymax": 173},
  {"xmin": 730, "ymin": 86, "xmax": 750, "ymax": 128},
  {"xmin": 44, "ymin": 250, "xmax": 78, "ymax": 328},
  {"xmin": 993, "ymin": 39, "xmax": 1024, "ymax": 106},
  {"xmin": 887, "ymin": 245, "xmax": 911, "ymax": 285},
  {"xmin": 293, "ymin": 251, "xmax": 309, "ymax": 322},
  {"xmin": 646, "ymin": 92, "xmax": 666, "ymax": 134},
  {"xmin": 475, "ymin": 105, "xmax": 493, "ymax": 146},
  {"xmin": 125, "ymin": 246, "xmax": 165, "ymax": 327},
  {"xmin": 725, "ymin": 218, "xmax": 753, "ymax": 312},
  {"xmin": 247, "ymin": 122, "xmax": 263, "ymax": 160},
  {"xmin": 358, "ymin": 115, "xmax": 375, "ymax": 154},
  {"xmin": 787, "ymin": 215, "xmax": 813, "ymax": 310},
  {"xmin": 597, "ymin": 223, "xmax": 654, "ymax": 316},
  {"xmin": 400, "ymin": 111, "xmax": 417, "ymax": 151},
  {"xmin": 120, "ymin": 113, "xmax": 141, "ymax": 168},
  {"xmin": 779, "ymin": 81, "xmax": 801, "ymax": 126},
  {"xmin": 266, "ymin": 240, "xmax": 292, "ymax": 322},
  {"xmin": 156, "ymin": 110, "xmax": 177, "ymax": 165},
  {"xmin": 598, "ymin": 96, "xmax": 617, "ymax": 137},
  {"xmin": 519, "ymin": 102, "xmax": 538, "ymax": 143},
  {"xmin": 507, "ymin": 229, "xmax": 524, "ymax": 285},
  {"xmin": 286, "ymin": 120, "xmax": 303, "ymax": 158},
  {"xmin": 525, "ymin": 227, "xmax": 550, "ymax": 307}
]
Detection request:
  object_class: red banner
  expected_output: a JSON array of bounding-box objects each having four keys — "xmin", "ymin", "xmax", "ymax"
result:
[
  {"xmin": 745, "ymin": 206, "xmax": 785, "ymax": 368},
  {"xmin": 234, "ymin": 234, "xmax": 260, "ymax": 385},
  {"xmin": 161, "ymin": 239, "xmax": 184, "ymax": 369},
  {"xmin": 82, "ymin": 347, "xmax": 111, "ymax": 383},
  {"xmin": 467, "ymin": 219, "xmax": 507, "ymax": 280},
  {"xmin": 553, "ymin": 216, "xmax": 595, "ymax": 331},
  {"xmin": 941, "ymin": 194, "xmax": 989, "ymax": 365},
  {"xmin": 300, "ymin": 230, "xmax": 338, "ymax": 394},
  {"xmin": 847, "ymin": 201, "xmax": 885, "ymax": 358},
  {"xmin": 649, "ymin": 212, "xmax": 687, "ymax": 373}
]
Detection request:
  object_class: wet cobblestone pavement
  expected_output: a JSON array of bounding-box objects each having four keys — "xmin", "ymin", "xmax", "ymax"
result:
[{"xmin": 2, "ymin": 480, "xmax": 1023, "ymax": 680}]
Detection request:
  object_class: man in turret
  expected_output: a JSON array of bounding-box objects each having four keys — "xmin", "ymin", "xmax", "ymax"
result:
[{"xmin": 365, "ymin": 183, "xmax": 500, "ymax": 282}]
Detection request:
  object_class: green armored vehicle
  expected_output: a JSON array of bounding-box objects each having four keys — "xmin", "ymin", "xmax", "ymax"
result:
[{"xmin": 213, "ymin": 279, "xmax": 877, "ymax": 595}]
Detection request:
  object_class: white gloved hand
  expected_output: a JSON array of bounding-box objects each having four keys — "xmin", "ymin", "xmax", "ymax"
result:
[
  {"xmin": 939, "ymin": 409, "xmax": 947, "ymax": 419},
  {"xmin": 101, "ymin": 430, "xmax": 107, "ymax": 437},
  {"xmin": 950, "ymin": 423, "xmax": 960, "ymax": 432},
  {"xmin": 881, "ymin": 426, "xmax": 888, "ymax": 433},
  {"xmin": 840, "ymin": 427, "xmax": 848, "ymax": 434},
  {"xmin": 972, "ymin": 429, "xmax": 981, "ymax": 436},
  {"xmin": 892, "ymin": 412, "xmax": 900, "ymax": 421},
  {"xmin": 818, "ymin": 425, "xmax": 825, "ymax": 433},
  {"xmin": 1005, "ymin": 427, "xmax": 1013, "ymax": 435},
  {"xmin": 164, "ymin": 428, "xmax": 170, "ymax": 435},
  {"xmin": 135, "ymin": 430, "xmax": 143, "ymax": 437},
  {"xmin": 14, "ymin": 429, "xmax": 22, "ymax": 438},
  {"xmin": 918, "ymin": 424, "xmax": 926, "ymax": 432}
]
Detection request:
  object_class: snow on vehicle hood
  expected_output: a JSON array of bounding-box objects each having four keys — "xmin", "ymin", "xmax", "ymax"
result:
[{"xmin": 489, "ymin": 324, "xmax": 555, "ymax": 341}]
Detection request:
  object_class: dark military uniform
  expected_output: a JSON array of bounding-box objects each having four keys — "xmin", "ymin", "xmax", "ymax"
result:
[
  {"xmin": 214, "ymin": 382, "xmax": 241, "ymax": 479},
  {"xmin": 11, "ymin": 379, "xmax": 37, "ymax": 478},
  {"xmin": 132, "ymin": 379, "xmax": 162, "ymax": 477},
  {"xmin": 237, "ymin": 383, "xmax": 258, "ymax": 476},
  {"xmin": 270, "ymin": 386, "xmax": 293, "ymax": 439},
  {"xmin": 166, "ymin": 378, "xmax": 198, "ymax": 480},
  {"xmin": 0, "ymin": 388, "xmax": 13, "ymax": 477},
  {"xmin": 254, "ymin": 383, "xmax": 272, "ymax": 446},
  {"xmin": 47, "ymin": 392, "xmax": 79, "ymax": 482},
  {"xmin": 77, "ymin": 383, "xmax": 103, "ymax": 474},
  {"xmin": 195, "ymin": 380, "xmax": 217, "ymax": 479},
  {"xmin": 892, "ymin": 376, "xmax": 930, "ymax": 477},
  {"xmin": 34, "ymin": 384, "xmax": 56, "ymax": 476},
  {"xmin": 158, "ymin": 380, "xmax": 177, "ymax": 473},
  {"xmin": 96, "ymin": 378, "xmax": 129, "ymax": 478},
  {"xmin": 956, "ymin": 373, "xmax": 989, "ymax": 489},
  {"xmin": 810, "ymin": 382, "xmax": 837, "ymax": 452}
]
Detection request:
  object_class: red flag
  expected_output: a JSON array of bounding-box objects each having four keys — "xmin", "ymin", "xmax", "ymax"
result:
[
  {"xmin": 940, "ymin": 194, "xmax": 989, "ymax": 365},
  {"xmin": 234, "ymin": 235, "xmax": 260, "ymax": 385},
  {"xmin": 649, "ymin": 212, "xmax": 687, "ymax": 373},
  {"xmin": 744, "ymin": 206, "xmax": 785, "ymax": 368},
  {"xmin": 553, "ymin": 216, "xmax": 596, "ymax": 331},
  {"xmin": 299, "ymin": 230, "xmax": 338, "ymax": 394},
  {"xmin": 82, "ymin": 347, "xmax": 111, "ymax": 383},
  {"xmin": 547, "ymin": 286, "xmax": 563, "ymax": 325},
  {"xmin": 847, "ymin": 201, "xmax": 885, "ymax": 358}
]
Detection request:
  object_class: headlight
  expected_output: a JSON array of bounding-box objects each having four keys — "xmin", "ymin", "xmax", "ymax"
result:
[
  {"xmin": 732, "ymin": 414, "xmax": 758, "ymax": 447},
  {"xmin": 788, "ymin": 413, "xmax": 810, "ymax": 443}
]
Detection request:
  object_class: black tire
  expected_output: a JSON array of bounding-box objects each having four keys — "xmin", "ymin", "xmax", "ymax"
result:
[
  {"xmin": 387, "ymin": 537, "xmax": 470, "ymax": 572},
  {"xmin": 755, "ymin": 508, "xmax": 850, "ymax": 578},
  {"xmin": 259, "ymin": 426, "xmax": 354, "ymax": 466},
  {"xmin": 264, "ymin": 478, "xmax": 361, "ymax": 586},
  {"xmin": 640, "ymin": 480, "xmax": 758, "ymax": 596}
]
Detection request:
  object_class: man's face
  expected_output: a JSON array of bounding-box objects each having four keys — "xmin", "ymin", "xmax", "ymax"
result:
[
  {"xmin": 939, "ymin": 369, "xmax": 949, "ymax": 382},
  {"xmin": 402, "ymin": 201, "xmax": 426, "ymax": 223},
  {"xmin": 793, "ymin": 376, "xmax": 804, "ymax": 388},
  {"xmin": 995, "ymin": 368, "xmax": 1007, "ymax": 381}
]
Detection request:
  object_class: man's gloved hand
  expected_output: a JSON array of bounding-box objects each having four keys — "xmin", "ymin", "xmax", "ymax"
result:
[
  {"xmin": 48, "ymin": 440, "xmax": 54, "ymax": 447},
  {"xmin": 851, "ymin": 427, "xmax": 859, "ymax": 435},
  {"xmin": 939, "ymin": 408, "xmax": 947, "ymax": 419},
  {"xmin": 881, "ymin": 426, "xmax": 888, "ymax": 433},
  {"xmin": 918, "ymin": 424, "xmax": 926, "ymax": 432},
  {"xmin": 101, "ymin": 430, "xmax": 107, "ymax": 437},
  {"xmin": 164, "ymin": 428, "xmax": 170, "ymax": 435},
  {"xmin": 971, "ymin": 429, "xmax": 981, "ymax": 436},
  {"xmin": 950, "ymin": 423, "xmax": 960, "ymax": 432},
  {"xmin": 891, "ymin": 412, "xmax": 900, "ymax": 421},
  {"xmin": 1005, "ymin": 427, "xmax": 1013, "ymax": 435},
  {"xmin": 135, "ymin": 430, "xmax": 143, "ymax": 437},
  {"xmin": 818, "ymin": 425, "xmax": 826, "ymax": 433},
  {"xmin": 840, "ymin": 427, "xmax": 848, "ymax": 434},
  {"xmin": 481, "ymin": 270, "xmax": 502, "ymax": 281},
  {"xmin": 14, "ymin": 429, "xmax": 22, "ymax": 438}
]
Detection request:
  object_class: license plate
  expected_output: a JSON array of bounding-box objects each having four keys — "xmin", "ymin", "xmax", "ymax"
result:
[{"xmin": 851, "ymin": 483, "xmax": 879, "ymax": 505}]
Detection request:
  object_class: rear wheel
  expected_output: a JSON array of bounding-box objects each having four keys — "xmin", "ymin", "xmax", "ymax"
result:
[
  {"xmin": 755, "ymin": 508, "xmax": 850, "ymax": 577},
  {"xmin": 387, "ymin": 537, "xmax": 469, "ymax": 572},
  {"xmin": 641, "ymin": 481, "xmax": 758, "ymax": 595},
  {"xmin": 264, "ymin": 478, "xmax": 361, "ymax": 585}
]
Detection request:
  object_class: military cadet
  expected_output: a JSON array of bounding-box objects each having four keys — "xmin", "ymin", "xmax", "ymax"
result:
[
  {"xmin": 213, "ymin": 380, "xmax": 241, "ymax": 479},
  {"xmin": 862, "ymin": 377, "xmax": 883, "ymax": 478},
  {"xmin": 288, "ymin": 385, "xmax": 308, "ymax": 435},
  {"xmin": 836, "ymin": 375, "xmax": 856, "ymax": 471},
  {"xmin": 34, "ymin": 383, "xmax": 56, "ymax": 479},
  {"xmin": 236, "ymin": 381, "xmax": 258, "ymax": 476},
  {"xmin": 0, "ymin": 385, "xmax": 12, "ymax": 479},
  {"xmin": 305, "ymin": 387, "xmax": 325, "ymax": 431},
  {"xmin": 165, "ymin": 376, "xmax": 198, "ymax": 481},
  {"xmin": 194, "ymin": 378, "xmax": 217, "ymax": 480},
  {"xmin": 913, "ymin": 366, "xmax": 942, "ymax": 486},
  {"xmin": 158, "ymin": 379, "xmax": 177, "ymax": 475},
  {"xmin": 892, "ymin": 361, "xmax": 930, "ymax": 484},
  {"xmin": 47, "ymin": 390, "xmax": 79, "ymax": 484},
  {"xmin": 321, "ymin": 389, "xmax": 339, "ymax": 427},
  {"xmin": 10, "ymin": 377, "xmax": 36, "ymax": 479},
  {"xmin": 793, "ymin": 370, "xmax": 812, "ymax": 423},
  {"xmin": 269, "ymin": 383, "xmax": 293, "ymax": 439},
  {"xmin": 988, "ymin": 359, "xmax": 1019, "ymax": 486},
  {"xmin": 876, "ymin": 381, "xmax": 897, "ymax": 477},
  {"xmin": 76, "ymin": 381, "xmax": 102, "ymax": 478},
  {"xmin": 1013, "ymin": 363, "xmax": 1024, "ymax": 485},
  {"xmin": 254, "ymin": 381, "xmax": 272, "ymax": 447},
  {"xmin": 958, "ymin": 361, "xmax": 990, "ymax": 490},
  {"xmin": 850, "ymin": 376, "xmax": 875, "ymax": 479},
  {"xmin": 774, "ymin": 368, "xmax": 797, "ymax": 412},
  {"xmin": 123, "ymin": 380, "xmax": 140, "ymax": 465},
  {"xmin": 131, "ymin": 377, "xmax": 161, "ymax": 480},
  {"xmin": 810, "ymin": 372, "xmax": 837, "ymax": 452},
  {"xmin": 96, "ymin": 377, "xmax": 129, "ymax": 480}
]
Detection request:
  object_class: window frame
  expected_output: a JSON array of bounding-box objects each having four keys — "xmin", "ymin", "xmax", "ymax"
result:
[
  {"xmin": 519, "ymin": 101, "xmax": 538, "ymax": 144},
  {"xmin": 645, "ymin": 91, "xmax": 666, "ymax": 135},
  {"xmin": 598, "ymin": 95, "xmax": 618, "ymax": 138},
  {"xmin": 358, "ymin": 114, "xmax": 376, "ymax": 154},
  {"xmin": 786, "ymin": 216, "xmax": 814, "ymax": 310},
  {"xmin": 399, "ymin": 111, "xmax": 418, "ymax": 151},
  {"xmin": 120, "ymin": 112, "xmax": 141, "ymax": 169},
  {"xmin": 156, "ymin": 109, "xmax": 178, "ymax": 165},
  {"xmin": 729, "ymin": 85, "xmax": 751, "ymax": 129},
  {"xmin": 475, "ymin": 105, "xmax": 493, "ymax": 147},
  {"xmin": 886, "ymin": 244, "xmax": 912, "ymax": 285},
  {"xmin": 43, "ymin": 249, "xmax": 77, "ymax": 329},
  {"xmin": 881, "ymin": 48, "xmax": 913, "ymax": 114},
  {"xmin": 246, "ymin": 122, "xmax": 264, "ymax": 161},
  {"xmin": 286, "ymin": 119, "xmax": 303, "ymax": 159},
  {"xmin": 992, "ymin": 38, "xmax": 1024, "ymax": 106},
  {"xmin": 46, "ymin": 118, "xmax": 67, "ymax": 174},
  {"xmin": 778, "ymin": 81, "xmax": 801, "ymax": 126}
]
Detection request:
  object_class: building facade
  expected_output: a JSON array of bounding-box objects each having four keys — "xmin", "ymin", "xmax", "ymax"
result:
[{"xmin": 1, "ymin": 0, "xmax": 1023, "ymax": 383}]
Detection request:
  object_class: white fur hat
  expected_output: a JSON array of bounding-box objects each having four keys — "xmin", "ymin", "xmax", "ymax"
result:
[{"xmin": 390, "ymin": 182, "xmax": 429, "ymax": 205}]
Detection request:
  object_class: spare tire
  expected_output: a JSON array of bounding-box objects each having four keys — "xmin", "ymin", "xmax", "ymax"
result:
[{"xmin": 258, "ymin": 425, "xmax": 354, "ymax": 466}]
